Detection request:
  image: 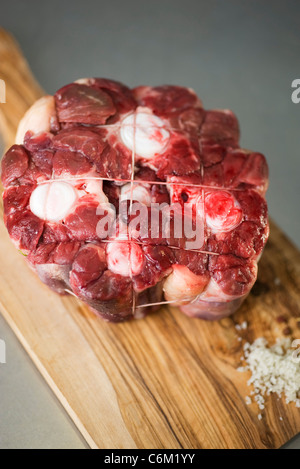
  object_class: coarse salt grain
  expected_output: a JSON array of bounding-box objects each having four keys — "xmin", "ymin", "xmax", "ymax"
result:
[
  {"xmin": 239, "ymin": 337, "xmax": 300, "ymax": 414},
  {"xmin": 235, "ymin": 321, "xmax": 248, "ymax": 331}
]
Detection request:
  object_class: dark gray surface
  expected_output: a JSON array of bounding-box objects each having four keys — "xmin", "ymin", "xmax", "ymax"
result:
[{"xmin": 0, "ymin": 0, "xmax": 299, "ymax": 449}]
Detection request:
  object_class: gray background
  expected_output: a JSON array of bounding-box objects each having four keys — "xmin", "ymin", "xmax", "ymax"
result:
[{"xmin": 0, "ymin": 0, "xmax": 299, "ymax": 449}]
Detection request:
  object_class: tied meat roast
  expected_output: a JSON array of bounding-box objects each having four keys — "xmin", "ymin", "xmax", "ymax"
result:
[{"xmin": 1, "ymin": 79, "xmax": 269, "ymax": 322}]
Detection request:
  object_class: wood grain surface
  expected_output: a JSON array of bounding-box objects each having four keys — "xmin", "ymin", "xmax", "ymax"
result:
[{"xmin": 0, "ymin": 28, "xmax": 299, "ymax": 449}]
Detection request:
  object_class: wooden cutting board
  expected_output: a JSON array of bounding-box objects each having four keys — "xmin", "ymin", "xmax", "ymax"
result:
[{"xmin": 0, "ymin": 28, "xmax": 299, "ymax": 449}]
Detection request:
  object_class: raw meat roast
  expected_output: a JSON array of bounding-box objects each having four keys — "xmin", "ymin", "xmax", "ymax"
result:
[{"xmin": 1, "ymin": 79, "xmax": 269, "ymax": 322}]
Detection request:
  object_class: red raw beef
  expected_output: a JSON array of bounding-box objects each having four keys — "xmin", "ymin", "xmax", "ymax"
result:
[{"xmin": 1, "ymin": 78, "xmax": 269, "ymax": 322}]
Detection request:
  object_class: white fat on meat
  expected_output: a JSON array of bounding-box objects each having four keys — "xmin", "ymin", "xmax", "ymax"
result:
[
  {"xmin": 54, "ymin": 166, "xmax": 109, "ymax": 204},
  {"xmin": 30, "ymin": 174, "xmax": 110, "ymax": 222},
  {"xmin": 62, "ymin": 173, "xmax": 109, "ymax": 200},
  {"xmin": 106, "ymin": 241, "xmax": 144, "ymax": 277},
  {"xmin": 15, "ymin": 95, "xmax": 56, "ymax": 144},
  {"xmin": 120, "ymin": 111, "xmax": 170, "ymax": 159},
  {"xmin": 30, "ymin": 181, "xmax": 77, "ymax": 222},
  {"xmin": 163, "ymin": 264, "xmax": 208, "ymax": 304},
  {"xmin": 198, "ymin": 277, "xmax": 240, "ymax": 303},
  {"xmin": 74, "ymin": 78, "xmax": 94, "ymax": 85},
  {"xmin": 83, "ymin": 176, "xmax": 109, "ymax": 203},
  {"xmin": 205, "ymin": 191, "xmax": 243, "ymax": 234},
  {"xmin": 120, "ymin": 182, "xmax": 152, "ymax": 206}
]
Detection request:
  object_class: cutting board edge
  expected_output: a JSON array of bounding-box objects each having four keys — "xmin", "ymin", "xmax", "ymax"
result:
[{"xmin": 0, "ymin": 304, "xmax": 96, "ymax": 449}]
